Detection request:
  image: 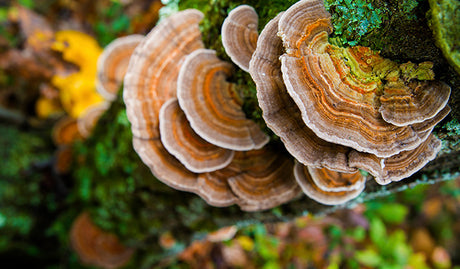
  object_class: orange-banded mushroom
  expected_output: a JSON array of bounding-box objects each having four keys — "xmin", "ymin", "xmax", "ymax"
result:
[
  {"xmin": 53, "ymin": 145, "xmax": 73, "ymax": 175},
  {"xmin": 70, "ymin": 212, "xmax": 134, "ymax": 269},
  {"xmin": 307, "ymin": 166, "xmax": 366, "ymax": 193},
  {"xmin": 197, "ymin": 145, "xmax": 301, "ymax": 211},
  {"xmin": 249, "ymin": 2, "xmax": 449, "ymax": 189},
  {"xmin": 124, "ymin": 9, "xmax": 205, "ymax": 140},
  {"xmin": 123, "ymin": 9, "xmax": 297, "ymax": 211},
  {"xmin": 221, "ymin": 5, "xmax": 258, "ymax": 72},
  {"xmin": 77, "ymin": 102, "xmax": 110, "ymax": 138},
  {"xmin": 250, "ymin": 12, "xmax": 355, "ymax": 173},
  {"xmin": 159, "ymin": 98, "xmax": 235, "ymax": 173},
  {"xmin": 123, "ymin": 9, "xmax": 204, "ymax": 191},
  {"xmin": 197, "ymin": 168, "xmax": 241, "ymax": 207},
  {"xmin": 97, "ymin": 35, "xmax": 144, "ymax": 101},
  {"xmin": 379, "ymin": 79, "xmax": 451, "ymax": 126},
  {"xmin": 133, "ymin": 137, "xmax": 199, "ymax": 191},
  {"xmin": 52, "ymin": 116, "xmax": 84, "ymax": 146},
  {"xmin": 177, "ymin": 48, "xmax": 269, "ymax": 151},
  {"xmin": 294, "ymin": 162, "xmax": 365, "ymax": 205},
  {"xmin": 227, "ymin": 147, "xmax": 301, "ymax": 211},
  {"xmin": 278, "ymin": 0, "xmax": 450, "ymax": 158},
  {"xmin": 349, "ymin": 134, "xmax": 443, "ymax": 185}
]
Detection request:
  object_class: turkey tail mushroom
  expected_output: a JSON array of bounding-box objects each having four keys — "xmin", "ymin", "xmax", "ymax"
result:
[
  {"xmin": 70, "ymin": 212, "xmax": 134, "ymax": 269},
  {"xmin": 159, "ymin": 98, "xmax": 234, "ymax": 173},
  {"xmin": 96, "ymin": 35, "xmax": 144, "ymax": 101},
  {"xmin": 177, "ymin": 48, "xmax": 269, "ymax": 151},
  {"xmin": 123, "ymin": 9, "xmax": 205, "ymax": 192},
  {"xmin": 221, "ymin": 5, "xmax": 259, "ymax": 72},
  {"xmin": 278, "ymin": 0, "xmax": 450, "ymax": 158}
]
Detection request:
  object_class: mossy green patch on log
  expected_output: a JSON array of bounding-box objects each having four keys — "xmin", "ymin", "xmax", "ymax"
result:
[{"xmin": 428, "ymin": 0, "xmax": 460, "ymax": 75}]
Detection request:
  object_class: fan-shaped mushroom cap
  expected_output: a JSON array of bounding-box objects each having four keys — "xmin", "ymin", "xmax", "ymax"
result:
[
  {"xmin": 221, "ymin": 5, "xmax": 258, "ymax": 72},
  {"xmin": 379, "ymin": 80, "xmax": 451, "ymax": 126},
  {"xmin": 307, "ymin": 166, "xmax": 366, "ymax": 192},
  {"xmin": 228, "ymin": 148, "xmax": 301, "ymax": 211},
  {"xmin": 124, "ymin": 9, "xmax": 204, "ymax": 140},
  {"xmin": 250, "ymin": 12, "xmax": 355, "ymax": 173},
  {"xmin": 52, "ymin": 116, "xmax": 83, "ymax": 146},
  {"xmin": 197, "ymin": 146, "xmax": 301, "ymax": 211},
  {"xmin": 133, "ymin": 138, "xmax": 199, "ymax": 191},
  {"xmin": 77, "ymin": 102, "xmax": 110, "ymax": 138},
  {"xmin": 278, "ymin": 0, "xmax": 450, "ymax": 158},
  {"xmin": 70, "ymin": 212, "xmax": 134, "ymax": 269},
  {"xmin": 97, "ymin": 35, "xmax": 144, "ymax": 101},
  {"xmin": 349, "ymin": 134, "xmax": 443, "ymax": 185},
  {"xmin": 207, "ymin": 226, "xmax": 238, "ymax": 242},
  {"xmin": 294, "ymin": 162, "xmax": 365, "ymax": 205},
  {"xmin": 123, "ymin": 9, "xmax": 204, "ymax": 192},
  {"xmin": 159, "ymin": 98, "xmax": 234, "ymax": 173},
  {"xmin": 177, "ymin": 48, "xmax": 269, "ymax": 151},
  {"xmin": 53, "ymin": 145, "xmax": 73, "ymax": 175},
  {"xmin": 197, "ymin": 167, "xmax": 241, "ymax": 207}
]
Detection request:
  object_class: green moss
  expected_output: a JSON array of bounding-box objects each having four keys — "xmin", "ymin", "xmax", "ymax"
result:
[
  {"xmin": 428, "ymin": 0, "xmax": 460, "ymax": 75},
  {"xmin": 71, "ymin": 93, "xmax": 162, "ymax": 241},
  {"xmin": 325, "ymin": 0, "xmax": 389, "ymax": 47},
  {"xmin": 325, "ymin": 0, "xmax": 443, "ymax": 65},
  {"xmin": 0, "ymin": 123, "xmax": 62, "ymax": 258}
]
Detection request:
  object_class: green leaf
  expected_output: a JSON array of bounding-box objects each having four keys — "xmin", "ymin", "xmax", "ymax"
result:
[
  {"xmin": 374, "ymin": 203, "xmax": 409, "ymax": 224},
  {"xmin": 355, "ymin": 248, "xmax": 382, "ymax": 267},
  {"xmin": 408, "ymin": 253, "xmax": 430, "ymax": 269},
  {"xmin": 369, "ymin": 217, "xmax": 387, "ymax": 250},
  {"xmin": 18, "ymin": 0, "xmax": 34, "ymax": 8},
  {"xmin": 387, "ymin": 230, "xmax": 411, "ymax": 264},
  {"xmin": 350, "ymin": 226, "xmax": 366, "ymax": 241},
  {"xmin": 0, "ymin": 8, "xmax": 8, "ymax": 22},
  {"xmin": 263, "ymin": 261, "xmax": 280, "ymax": 269}
]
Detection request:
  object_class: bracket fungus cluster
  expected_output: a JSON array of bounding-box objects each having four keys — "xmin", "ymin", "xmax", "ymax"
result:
[
  {"xmin": 123, "ymin": 9, "xmax": 296, "ymax": 211},
  {"xmin": 123, "ymin": 0, "xmax": 450, "ymax": 209},
  {"xmin": 249, "ymin": 0, "xmax": 450, "ymax": 194}
]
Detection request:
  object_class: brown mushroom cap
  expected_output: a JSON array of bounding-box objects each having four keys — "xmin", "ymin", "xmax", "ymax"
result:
[
  {"xmin": 197, "ymin": 167, "xmax": 241, "ymax": 207},
  {"xmin": 133, "ymin": 137, "xmax": 199, "ymax": 191},
  {"xmin": 124, "ymin": 9, "xmax": 204, "ymax": 140},
  {"xmin": 227, "ymin": 147, "xmax": 301, "ymax": 211},
  {"xmin": 307, "ymin": 166, "xmax": 366, "ymax": 193},
  {"xmin": 52, "ymin": 116, "xmax": 84, "ymax": 146},
  {"xmin": 349, "ymin": 134, "xmax": 443, "ymax": 185},
  {"xmin": 249, "ymin": 12, "xmax": 355, "ymax": 173},
  {"xmin": 77, "ymin": 102, "xmax": 110, "ymax": 138},
  {"xmin": 70, "ymin": 212, "xmax": 134, "ymax": 269},
  {"xmin": 97, "ymin": 35, "xmax": 144, "ymax": 101},
  {"xmin": 207, "ymin": 226, "xmax": 238, "ymax": 242},
  {"xmin": 278, "ymin": 0, "xmax": 450, "ymax": 158},
  {"xmin": 53, "ymin": 145, "xmax": 73, "ymax": 175},
  {"xmin": 221, "ymin": 5, "xmax": 259, "ymax": 72},
  {"xmin": 294, "ymin": 162, "xmax": 366, "ymax": 205},
  {"xmin": 379, "ymin": 80, "xmax": 451, "ymax": 126},
  {"xmin": 123, "ymin": 9, "xmax": 204, "ymax": 191},
  {"xmin": 197, "ymin": 146, "xmax": 301, "ymax": 211},
  {"xmin": 177, "ymin": 48, "xmax": 269, "ymax": 151},
  {"xmin": 159, "ymin": 98, "xmax": 235, "ymax": 173}
]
